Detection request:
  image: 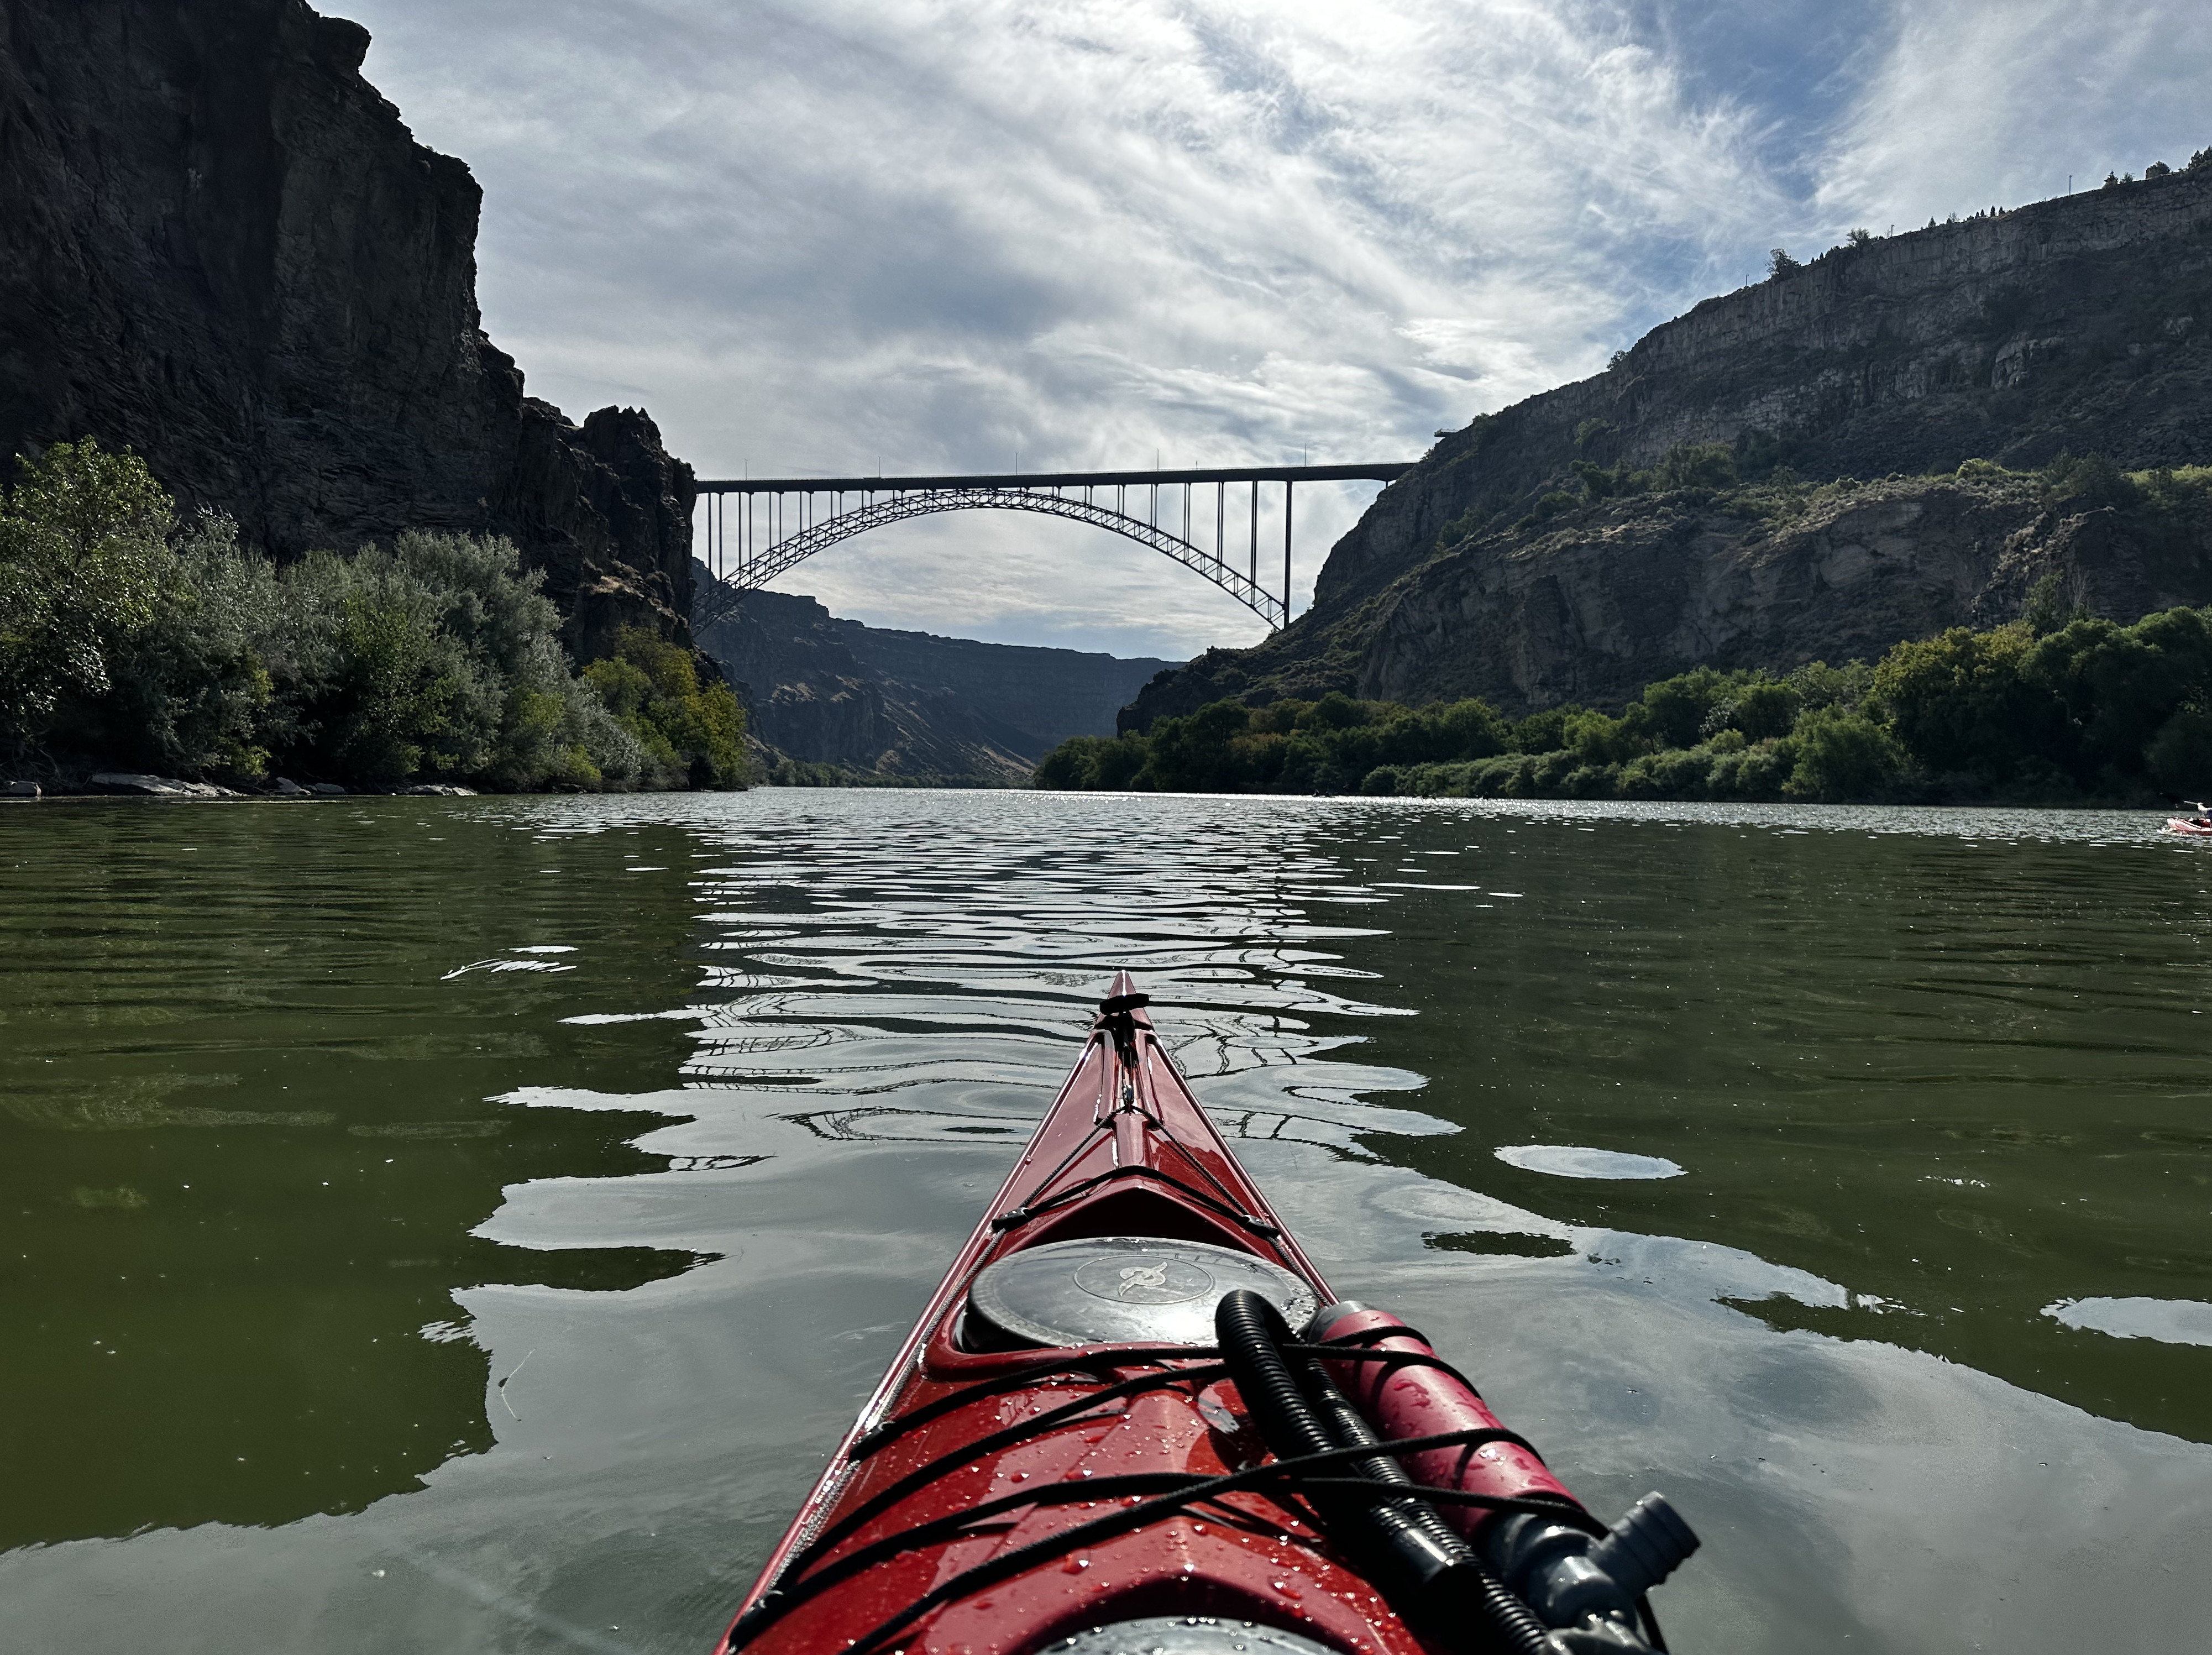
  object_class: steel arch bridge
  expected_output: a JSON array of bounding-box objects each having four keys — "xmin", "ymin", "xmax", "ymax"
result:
[{"xmin": 691, "ymin": 463, "xmax": 1414, "ymax": 632}]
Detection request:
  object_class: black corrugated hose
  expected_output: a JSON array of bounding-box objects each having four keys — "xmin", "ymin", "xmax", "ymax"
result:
[{"xmin": 1213, "ymin": 1290, "xmax": 1556, "ymax": 1655}]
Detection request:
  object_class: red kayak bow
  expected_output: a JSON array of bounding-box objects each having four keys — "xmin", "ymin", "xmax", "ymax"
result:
[{"xmin": 720, "ymin": 974, "xmax": 1697, "ymax": 1655}]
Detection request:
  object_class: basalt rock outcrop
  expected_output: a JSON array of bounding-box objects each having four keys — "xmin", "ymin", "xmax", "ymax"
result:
[
  {"xmin": 694, "ymin": 577, "xmax": 1177, "ymax": 782},
  {"xmin": 1129, "ymin": 164, "xmax": 2212, "ymax": 725},
  {"xmin": 0, "ymin": 0, "xmax": 694, "ymax": 656},
  {"xmin": 1362, "ymin": 474, "xmax": 2212, "ymax": 713}
]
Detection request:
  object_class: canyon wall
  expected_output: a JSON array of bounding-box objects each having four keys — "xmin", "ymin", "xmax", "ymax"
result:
[
  {"xmin": 1355, "ymin": 473, "xmax": 2212, "ymax": 713},
  {"xmin": 694, "ymin": 579, "xmax": 1177, "ymax": 781},
  {"xmin": 828, "ymin": 619, "xmax": 1178, "ymax": 760},
  {"xmin": 0, "ymin": 0, "xmax": 694, "ymax": 657},
  {"xmin": 1130, "ymin": 165, "xmax": 2212, "ymax": 725}
]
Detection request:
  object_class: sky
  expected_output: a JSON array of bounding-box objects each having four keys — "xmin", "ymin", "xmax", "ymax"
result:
[{"xmin": 342, "ymin": 0, "xmax": 2212, "ymax": 662}]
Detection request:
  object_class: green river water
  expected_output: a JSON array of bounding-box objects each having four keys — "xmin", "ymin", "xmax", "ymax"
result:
[{"xmin": 2, "ymin": 790, "xmax": 2208, "ymax": 1652}]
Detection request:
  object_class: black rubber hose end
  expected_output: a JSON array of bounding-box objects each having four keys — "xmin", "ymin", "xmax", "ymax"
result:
[{"xmin": 1214, "ymin": 1290, "xmax": 1556, "ymax": 1655}]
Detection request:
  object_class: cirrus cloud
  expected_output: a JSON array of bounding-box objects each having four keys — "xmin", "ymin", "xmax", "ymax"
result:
[{"xmin": 340, "ymin": 0, "xmax": 2212, "ymax": 659}]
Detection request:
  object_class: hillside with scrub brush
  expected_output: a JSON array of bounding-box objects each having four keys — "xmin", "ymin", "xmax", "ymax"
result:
[
  {"xmin": 1129, "ymin": 157, "xmax": 2212, "ymax": 731},
  {"xmin": 1042, "ymin": 574, "xmax": 2212, "ymax": 808}
]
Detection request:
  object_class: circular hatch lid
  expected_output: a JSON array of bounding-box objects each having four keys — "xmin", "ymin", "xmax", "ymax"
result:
[
  {"xmin": 1046, "ymin": 1617, "xmax": 1340, "ymax": 1655},
  {"xmin": 966, "ymin": 1235, "xmax": 1317, "ymax": 1349}
]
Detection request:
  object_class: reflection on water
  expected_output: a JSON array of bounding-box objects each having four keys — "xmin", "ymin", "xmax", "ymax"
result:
[
  {"xmin": 1346, "ymin": 805, "xmax": 2212, "ymax": 1440},
  {"xmin": 1, "ymin": 791, "xmax": 2209, "ymax": 1655},
  {"xmin": 2047, "ymin": 1296, "xmax": 2212, "ymax": 1345},
  {"xmin": 1493, "ymin": 1144, "xmax": 1686, "ymax": 1179},
  {"xmin": 0, "ymin": 804, "xmax": 701, "ymax": 1547}
]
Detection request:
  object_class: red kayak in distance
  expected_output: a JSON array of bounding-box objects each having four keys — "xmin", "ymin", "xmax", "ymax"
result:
[{"xmin": 719, "ymin": 974, "xmax": 1699, "ymax": 1655}]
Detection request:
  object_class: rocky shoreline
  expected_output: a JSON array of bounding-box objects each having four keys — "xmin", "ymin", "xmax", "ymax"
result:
[{"xmin": 1, "ymin": 771, "xmax": 479, "ymax": 800}]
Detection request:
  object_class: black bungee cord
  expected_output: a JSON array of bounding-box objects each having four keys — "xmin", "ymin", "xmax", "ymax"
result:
[
  {"xmin": 728, "ymin": 1318, "xmax": 1613, "ymax": 1655},
  {"xmin": 728, "ymin": 1427, "xmax": 1601, "ymax": 1655}
]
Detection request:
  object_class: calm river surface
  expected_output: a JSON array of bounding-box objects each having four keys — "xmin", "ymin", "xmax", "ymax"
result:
[{"xmin": 3, "ymin": 790, "xmax": 2209, "ymax": 1653}]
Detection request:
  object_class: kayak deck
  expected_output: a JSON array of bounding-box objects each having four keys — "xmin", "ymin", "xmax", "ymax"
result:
[{"xmin": 720, "ymin": 976, "xmax": 1684, "ymax": 1655}]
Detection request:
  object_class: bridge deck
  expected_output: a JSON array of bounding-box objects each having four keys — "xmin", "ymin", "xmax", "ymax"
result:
[{"xmin": 693, "ymin": 462, "xmax": 1414, "ymax": 493}]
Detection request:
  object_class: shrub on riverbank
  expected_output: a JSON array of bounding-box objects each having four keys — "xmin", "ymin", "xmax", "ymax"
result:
[
  {"xmin": 582, "ymin": 628, "xmax": 746, "ymax": 789},
  {"xmin": 1, "ymin": 439, "xmax": 741, "ymax": 791},
  {"xmin": 1037, "ymin": 598, "xmax": 2212, "ymax": 806},
  {"xmin": 0, "ymin": 438, "xmax": 173, "ymax": 753}
]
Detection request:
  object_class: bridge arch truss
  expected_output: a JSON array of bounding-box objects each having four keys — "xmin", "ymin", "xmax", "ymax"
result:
[{"xmin": 690, "ymin": 463, "xmax": 1413, "ymax": 634}]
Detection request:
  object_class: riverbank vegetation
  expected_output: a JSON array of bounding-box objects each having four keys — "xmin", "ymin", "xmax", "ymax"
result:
[
  {"xmin": 1, "ymin": 439, "xmax": 742, "ymax": 791},
  {"xmin": 1037, "ymin": 585, "xmax": 2212, "ymax": 805}
]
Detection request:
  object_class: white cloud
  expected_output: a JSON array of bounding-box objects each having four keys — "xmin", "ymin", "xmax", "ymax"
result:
[
  {"xmin": 339, "ymin": 0, "xmax": 2210, "ymax": 659},
  {"xmin": 1817, "ymin": 2, "xmax": 2212, "ymax": 234}
]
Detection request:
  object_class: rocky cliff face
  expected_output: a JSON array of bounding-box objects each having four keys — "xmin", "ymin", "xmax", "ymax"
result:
[
  {"xmin": 828, "ymin": 619, "xmax": 1179, "ymax": 759},
  {"xmin": 694, "ymin": 578, "xmax": 1178, "ymax": 781},
  {"xmin": 0, "ymin": 0, "xmax": 694, "ymax": 656},
  {"xmin": 1131, "ymin": 165, "xmax": 2212, "ymax": 725},
  {"xmin": 1357, "ymin": 474, "xmax": 2212, "ymax": 713},
  {"xmin": 694, "ymin": 588, "xmax": 918, "ymax": 774}
]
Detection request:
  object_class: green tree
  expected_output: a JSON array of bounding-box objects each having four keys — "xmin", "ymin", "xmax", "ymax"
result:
[
  {"xmin": 2020, "ymin": 569, "xmax": 2083, "ymax": 636},
  {"xmin": 93, "ymin": 513, "xmax": 284, "ymax": 777},
  {"xmin": 271, "ymin": 534, "xmax": 647, "ymax": 792},
  {"xmin": 1783, "ymin": 707, "xmax": 1902, "ymax": 801},
  {"xmin": 2146, "ymin": 708, "xmax": 2212, "ymax": 795},
  {"xmin": 2024, "ymin": 607, "xmax": 2212, "ymax": 786},
  {"xmin": 1141, "ymin": 700, "xmax": 1252, "ymax": 792},
  {"xmin": 1632, "ymin": 667, "xmax": 1733, "ymax": 750},
  {"xmin": 2041, "ymin": 451, "xmax": 2138, "ymax": 514},
  {"xmin": 1511, "ymin": 705, "xmax": 1581, "ymax": 754},
  {"xmin": 1654, "ymin": 442, "xmax": 1737, "ymax": 492},
  {"xmin": 1419, "ymin": 697, "xmax": 1509, "ymax": 761},
  {"xmin": 1718, "ymin": 679, "xmax": 1800, "ymax": 740},
  {"xmin": 1868, "ymin": 626, "xmax": 2059, "ymax": 779},
  {"xmin": 329, "ymin": 583, "xmax": 457, "ymax": 785},
  {"xmin": 1035, "ymin": 733, "xmax": 1149, "ymax": 790},
  {"xmin": 1298, "ymin": 692, "xmax": 1371, "ymax": 732},
  {"xmin": 583, "ymin": 627, "xmax": 746, "ymax": 788},
  {"xmin": 0, "ymin": 442, "xmax": 710, "ymax": 793},
  {"xmin": 1572, "ymin": 459, "xmax": 1622, "ymax": 500},
  {"xmin": 1784, "ymin": 659, "xmax": 1872, "ymax": 713},
  {"xmin": 1561, "ymin": 708, "xmax": 1639, "ymax": 765},
  {"xmin": 0, "ymin": 438, "xmax": 174, "ymax": 755}
]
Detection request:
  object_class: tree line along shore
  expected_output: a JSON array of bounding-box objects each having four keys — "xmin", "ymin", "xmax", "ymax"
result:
[
  {"xmin": 1039, "ymin": 460, "xmax": 2212, "ymax": 807},
  {"xmin": 0, "ymin": 439, "xmax": 745, "ymax": 795}
]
